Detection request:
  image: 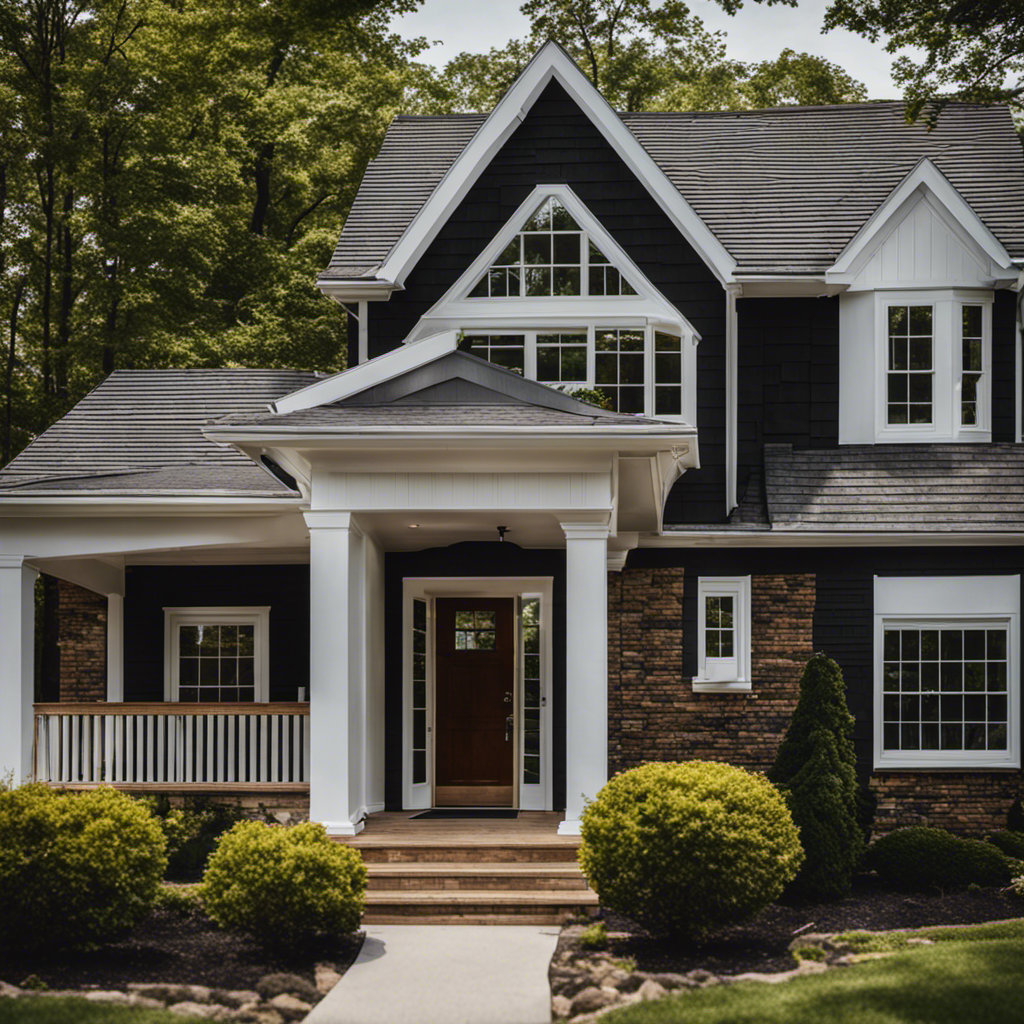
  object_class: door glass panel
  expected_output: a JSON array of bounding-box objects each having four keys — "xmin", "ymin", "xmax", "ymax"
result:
[
  {"xmin": 454, "ymin": 610, "xmax": 497, "ymax": 650},
  {"xmin": 412, "ymin": 599, "xmax": 428, "ymax": 784},
  {"xmin": 521, "ymin": 597, "xmax": 542, "ymax": 786}
]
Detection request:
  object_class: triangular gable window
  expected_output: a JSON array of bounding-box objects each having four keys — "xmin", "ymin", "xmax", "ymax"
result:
[{"xmin": 467, "ymin": 196, "xmax": 637, "ymax": 299}]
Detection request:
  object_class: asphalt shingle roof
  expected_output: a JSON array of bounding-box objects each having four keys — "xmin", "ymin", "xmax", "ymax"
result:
[
  {"xmin": 0, "ymin": 369, "xmax": 320, "ymax": 497},
  {"xmin": 324, "ymin": 101, "xmax": 1024, "ymax": 278},
  {"xmin": 762, "ymin": 443, "xmax": 1024, "ymax": 532}
]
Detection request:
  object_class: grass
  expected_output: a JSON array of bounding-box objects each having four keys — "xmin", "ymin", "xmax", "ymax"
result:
[
  {"xmin": 604, "ymin": 918, "xmax": 1024, "ymax": 1024},
  {"xmin": 0, "ymin": 998, "xmax": 209, "ymax": 1024}
]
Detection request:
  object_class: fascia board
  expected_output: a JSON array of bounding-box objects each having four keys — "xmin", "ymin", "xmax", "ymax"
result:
[
  {"xmin": 0, "ymin": 497, "xmax": 305, "ymax": 516},
  {"xmin": 271, "ymin": 331, "xmax": 460, "ymax": 414},
  {"xmin": 418, "ymin": 183, "xmax": 700, "ymax": 338},
  {"xmin": 828, "ymin": 158, "xmax": 1014, "ymax": 278},
  {"xmin": 316, "ymin": 280, "xmax": 400, "ymax": 302},
  {"xmin": 645, "ymin": 530, "xmax": 1024, "ymax": 548},
  {"xmin": 376, "ymin": 41, "xmax": 735, "ymax": 288}
]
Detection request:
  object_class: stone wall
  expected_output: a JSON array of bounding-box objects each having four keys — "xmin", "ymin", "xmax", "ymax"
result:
[
  {"xmin": 870, "ymin": 773, "xmax": 1021, "ymax": 835},
  {"xmin": 57, "ymin": 579, "xmax": 107, "ymax": 702},
  {"xmin": 607, "ymin": 568, "xmax": 815, "ymax": 774}
]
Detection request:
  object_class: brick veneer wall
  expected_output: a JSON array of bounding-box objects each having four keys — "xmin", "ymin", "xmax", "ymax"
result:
[
  {"xmin": 870, "ymin": 774, "xmax": 1021, "ymax": 835},
  {"xmin": 57, "ymin": 579, "xmax": 107, "ymax": 702},
  {"xmin": 607, "ymin": 568, "xmax": 815, "ymax": 774}
]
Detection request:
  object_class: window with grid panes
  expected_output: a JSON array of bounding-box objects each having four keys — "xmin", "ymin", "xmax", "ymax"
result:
[
  {"xmin": 595, "ymin": 328, "xmax": 645, "ymax": 413},
  {"xmin": 536, "ymin": 331, "xmax": 587, "ymax": 385},
  {"xmin": 881, "ymin": 623, "xmax": 1009, "ymax": 756},
  {"xmin": 961, "ymin": 305, "xmax": 984, "ymax": 427},
  {"xmin": 412, "ymin": 599, "xmax": 428, "ymax": 784},
  {"xmin": 177, "ymin": 623, "xmax": 256, "ymax": 702},
  {"xmin": 887, "ymin": 305, "xmax": 933, "ymax": 425},
  {"xmin": 459, "ymin": 334, "xmax": 525, "ymax": 373},
  {"xmin": 521, "ymin": 598, "xmax": 541, "ymax": 786}
]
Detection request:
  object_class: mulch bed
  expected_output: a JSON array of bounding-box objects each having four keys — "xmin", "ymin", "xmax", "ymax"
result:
[
  {"xmin": 600, "ymin": 876, "xmax": 1024, "ymax": 977},
  {"xmin": 1, "ymin": 908, "xmax": 364, "ymax": 993}
]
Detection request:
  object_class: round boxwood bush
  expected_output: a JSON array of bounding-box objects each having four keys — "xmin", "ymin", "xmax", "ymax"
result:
[
  {"xmin": 987, "ymin": 829, "xmax": 1024, "ymax": 862},
  {"xmin": 199, "ymin": 820, "xmax": 367, "ymax": 948},
  {"xmin": 579, "ymin": 760, "xmax": 804, "ymax": 938},
  {"xmin": 865, "ymin": 826, "xmax": 1014, "ymax": 890},
  {"xmin": 0, "ymin": 783, "xmax": 167, "ymax": 951}
]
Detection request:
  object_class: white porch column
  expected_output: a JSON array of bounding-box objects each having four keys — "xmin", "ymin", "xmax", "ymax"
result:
[
  {"xmin": 558, "ymin": 522, "xmax": 610, "ymax": 835},
  {"xmin": 106, "ymin": 593, "xmax": 124, "ymax": 702},
  {"xmin": 304, "ymin": 511, "xmax": 367, "ymax": 836},
  {"xmin": 0, "ymin": 556, "xmax": 38, "ymax": 782}
]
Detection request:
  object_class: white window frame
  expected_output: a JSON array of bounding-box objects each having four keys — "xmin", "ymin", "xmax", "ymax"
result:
[
  {"xmin": 163, "ymin": 606, "xmax": 271, "ymax": 703},
  {"xmin": 874, "ymin": 290, "xmax": 992, "ymax": 442},
  {"xmin": 460, "ymin": 322, "xmax": 693, "ymax": 421},
  {"xmin": 873, "ymin": 576, "xmax": 1019, "ymax": 770},
  {"xmin": 693, "ymin": 576, "xmax": 751, "ymax": 692}
]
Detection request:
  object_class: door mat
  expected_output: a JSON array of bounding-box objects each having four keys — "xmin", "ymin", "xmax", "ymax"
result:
[{"xmin": 410, "ymin": 809, "xmax": 520, "ymax": 819}]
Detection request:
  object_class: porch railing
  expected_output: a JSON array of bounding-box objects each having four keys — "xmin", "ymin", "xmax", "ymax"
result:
[{"xmin": 33, "ymin": 703, "xmax": 310, "ymax": 789}]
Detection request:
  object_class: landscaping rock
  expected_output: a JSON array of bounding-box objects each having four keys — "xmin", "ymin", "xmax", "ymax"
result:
[
  {"xmin": 606, "ymin": 971, "xmax": 647, "ymax": 993},
  {"xmin": 687, "ymin": 969, "xmax": 720, "ymax": 987},
  {"xmin": 268, "ymin": 993, "xmax": 313, "ymax": 1021},
  {"xmin": 0, "ymin": 982, "xmax": 21, "ymax": 998},
  {"xmin": 649, "ymin": 972, "xmax": 695, "ymax": 990},
  {"xmin": 552, "ymin": 994, "xmax": 573, "ymax": 1018},
  {"xmin": 131, "ymin": 983, "xmax": 212, "ymax": 1004},
  {"xmin": 128, "ymin": 995, "xmax": 167, "ymax": 1009},
  {"xmin": 83, "ymin": 991, "xmax": 132, "ymax": 1004},
  {"xmin": 906, "ymin": 937, "xmax": 934, "ymax": 946},
  {"xmin": 169, "ymin": 1000, "xmax": 227, "ymax": 1019},
  {"xmin": 256, "ymin": 973, "xmax": 318, "ymax": 1004},
  {"xmin": 570, "ymin": 986, "xmax": 618, "ymax": 1016},
  {"xmin": 314, "ymin": 964, "xmax": 343, "ymax": 995},
  {"xmin": 635, "ymin": 980, "xmax": 667, "ymax": 1002},
  {"xmin": 550, "ymin": 967, "xmax": 593, "ymax": 999},
  {"xmin": 211, "ymin": 989, "xmax": 262, "ymax": 1009},
  {"xmin": 226, "ymin": 1009, "xmax": 284, "ymax": 1024}
]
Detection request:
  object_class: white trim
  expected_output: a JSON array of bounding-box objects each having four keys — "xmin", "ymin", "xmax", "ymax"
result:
[
  {"xmin": 693, "ymin": 576, "xmax": 751, "ymax": 692},
  {"xmin": 725, "ymin": 285, "xmax": 740, "ymax": 513},
  {"xmin": 357, "ymin": 301, "xmax": 368, "ymax": 365},
  {"xmin": 401, "ymin": 577, "xmax": 554, "ymax": 813},
  {"xmin": 644, "ymin": 531, "xmax": 1024, "ymax": 548},
  {"xmin": 106, "ymin": 593, "xmax": 124, "ymax": 702},
  {"xmin": 272, "ymin": 330, "xmax": 459, "ymax": 414},
  {"xmin": 873, "ymin": 575, "xmax": 1020, "ymax": 770},
  {"xmin": 316, "ymin": 279, "xmax": 399, "ymax": 303},
  {"xmin": 162, "ymin": 606, "xmax": 271, "ymax": 703},
  {"xmin": 374, "ymin": 41, "xmax": 735, "ymax": 289},
  {"xmin": 829, "ymin": 159, "xmax": 1015, "ymax": 281}
]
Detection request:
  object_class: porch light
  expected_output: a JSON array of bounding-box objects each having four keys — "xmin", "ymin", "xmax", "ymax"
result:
[{"xmin": 408, "ymin": 523, "xmax": 420, "ymax": 528}]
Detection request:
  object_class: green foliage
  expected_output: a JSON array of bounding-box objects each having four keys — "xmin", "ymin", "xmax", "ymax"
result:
[
  {"xmin": 153, "ymin": 882, "xmax": 205, "ymax": 919},
  {"xmin": 579, "ymin": 760, "xmax": 803, "ymax": 938},
  {"xmin": 865, "ymin": 826, "xmax": 1015, "ymax": 891},
  {"xmin": 199, "ymin": 820, "xmax": 367, "ymax": 949},
  {"xmin": 563, "ymin": 385, "xmax": 613, "ymax": 410},
  {"xmin": 792, "ymin": 943, "xmax": 827, "ymax": 961},
  {"xmin": 1011, "ymin": 874, "xmax": 1024, "ymax": 899},
  {"xmin": 767, "ymin": 652, "xmax": 864, "ymax": 901},
  {"xmin": 0, "ymin": 783, "xmax": 167, "ymax": 951},
  {"xmin": 822, "ymin": 0, "xmax": 1024, "ymax": 125},
  {"xmin": 0, "ymin": 996, "xmax": 217, "ymax": 1024},
  {"xmin": 429, "ymin": 1, "xmax": 866, "ymax": 114},
  {"xmin": 140, "ymin": 795, "xmax": 249, "ymax": 880},
  {"xmin": 580, "ymin": 920, "xmax": 609, "ymax": 950},
  {"xmin": 987, "ymin": 829, "xmax": 1024, "ymax": 861}
]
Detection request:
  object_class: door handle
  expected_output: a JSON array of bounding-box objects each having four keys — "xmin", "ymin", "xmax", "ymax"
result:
[{"xmin": 505, "ymin": 714, "xmax": 514, "ymax": 742}]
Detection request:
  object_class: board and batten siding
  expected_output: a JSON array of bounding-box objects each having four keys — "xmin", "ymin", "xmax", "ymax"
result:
[
  {"xmin": 123, "ymin": 565, "xmax": 310, "ymax": 703},
  {"xmin": 363, "ymin": 80, "xmax": 728, "ymax": 525}
]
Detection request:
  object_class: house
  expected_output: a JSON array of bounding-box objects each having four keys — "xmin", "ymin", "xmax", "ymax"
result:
[{"xmin": 1, "ymin": 42, "xmax": 1022, "ymax": 842}]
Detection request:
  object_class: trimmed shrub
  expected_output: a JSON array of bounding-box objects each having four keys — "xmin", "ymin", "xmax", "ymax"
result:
[
  {"xmin": 578, "ymin": 760, "xmax": 804, "ymax": 939},
  {"xmin": 1008, "ymin": 798, "xmax": 1024, "ymax": 833},
  {"xmin": 141, "ymin": 795, "xmax": 249, "ymax": 879},
  {"xmin": 767, "ymin": 652, "xmax": 864, "ymax": 901},
  {"xmin": 0, "ymin": 783, "xmax": 167, "ymax": 951},
  {"xmin": 865, "ymin": 826, "xmax": 1014, "ymax": 891},
  {"xmin": 200, "ymin": 820, "xmax": 366, "ymax": 948},
  {"xmin": 987, "ymin": 829, "xmax": 1024, "ymax": 862}
]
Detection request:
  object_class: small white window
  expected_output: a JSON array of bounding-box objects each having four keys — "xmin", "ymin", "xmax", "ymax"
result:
[
  {"xmin": 694, "ymin": 577, "xmax": 751, "ymax": 692},
  {"xmin": 164, "ymin": 607, "xmax": 270, "ymax": 703},
  {"xmin": 874, "ymin": 577, "xmax": 1019, "ymax": 769}
]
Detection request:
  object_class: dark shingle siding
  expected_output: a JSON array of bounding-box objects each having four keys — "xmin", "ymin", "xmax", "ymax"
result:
[
  {"xmin": 0, "ymin": 369, "xmax": 319, "ymax": 496},
  {"xmin": 763, "ymin": 443, "xmax": 1024, "ymax": 532},
  {"xmin": 326, "ymin": 101, "xmax": 1024, "ymax": 278}
]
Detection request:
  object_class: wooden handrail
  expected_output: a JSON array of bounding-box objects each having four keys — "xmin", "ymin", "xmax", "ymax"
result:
[{"xmin": 33, "ymin": 702, "xmax": 310, "ymax": 716}]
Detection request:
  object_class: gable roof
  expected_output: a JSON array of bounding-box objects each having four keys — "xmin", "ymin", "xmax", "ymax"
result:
[
  {"xmin": 326, "ymin": 100, "xmax": 1024, "ymax": 280},
  {"xmin": 0, "ymin": 369, "xmax": 319, "ymax": 498}
]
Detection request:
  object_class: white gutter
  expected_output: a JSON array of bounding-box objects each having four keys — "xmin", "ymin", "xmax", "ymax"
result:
[{"xmin": 644, "ymin": 530, "xmax": 1024, "ymax": 549}]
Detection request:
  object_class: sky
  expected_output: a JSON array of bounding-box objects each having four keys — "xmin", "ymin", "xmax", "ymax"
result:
[{"xmin": 391, "ymin": 0, "xmax": 911, "ymax": 101}]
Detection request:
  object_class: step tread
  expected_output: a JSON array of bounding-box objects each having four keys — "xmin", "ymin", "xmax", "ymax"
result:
[
  {"xmin": 367, "ymin": 862, "xmax": 584, "ymax": 875},
  {"xmin": 365, "ymin": 889, "xmax": 598, "ymax": 905}
]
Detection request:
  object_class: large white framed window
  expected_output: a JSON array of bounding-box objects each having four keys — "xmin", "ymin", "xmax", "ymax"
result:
[
  {"xmin": 459, "ymin": 323, "xmax": 690, "ymax": 419},
  {"xmin": 163, "ymin": 607, "xmax": 271, "ymax": 703},
  {"xmin": 693, "ymin": 576, "xmax": 752, "ymax": 692},
  {"xmin": 873, "ymin": 290, "xmax": 992, "ymax": 442},
  {"xmin": 874, "ymin": 576, "xmax": 1019, "ymax": 769}
]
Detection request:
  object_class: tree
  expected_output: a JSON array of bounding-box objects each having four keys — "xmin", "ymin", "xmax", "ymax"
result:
[
  {"xmin": 822, "ymin": 0, "xmax": 1024, "ymax": 124},
  {"xmin": 767, "ymin": 652, "xmax": 865, "ymax": 901},
  {"xmin": 430, "ymin": 0, "xmax": 866, "ymax": 113}
]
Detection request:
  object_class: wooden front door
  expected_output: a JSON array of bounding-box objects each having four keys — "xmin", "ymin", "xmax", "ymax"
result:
[{"xmin": 434, "ymin": 598, "xmax": 515, "ymax": 806}]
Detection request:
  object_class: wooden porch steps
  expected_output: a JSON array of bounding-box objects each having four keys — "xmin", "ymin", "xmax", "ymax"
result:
[{"xmin": 338, "ymin": 812, "xmax": 599, "ymax": 924}]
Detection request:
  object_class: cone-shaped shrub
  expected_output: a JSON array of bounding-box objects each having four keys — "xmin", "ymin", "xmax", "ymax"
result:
[
  {"xmin": 768, "ymin": 652, "xmax": 864, "ymax": 901},
  {"xmin": 1008, "ymin": 797, "xmax": 1024, "ymax": 833},
  {"xmin": 578, "ymin": 760, "xmax": 803, "ymax": 939}
]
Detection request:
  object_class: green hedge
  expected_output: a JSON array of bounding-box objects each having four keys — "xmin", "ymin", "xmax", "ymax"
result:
[
  {"xmin": 865, "ymin": 826, "xmax": 1014, "ymax": 890},
  {"xmin": 0, "ymin": 783, "xmax": 167, "ymax": 950},
  {"xmin": 199, "ymin": 820, "xmax": 366, "ymax": 948},
  {"xmin": 579, "ymin": 760, "xmax": 803, "ymax": 938}
]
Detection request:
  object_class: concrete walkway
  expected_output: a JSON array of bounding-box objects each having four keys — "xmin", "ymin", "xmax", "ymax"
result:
[{"xmin": 304, "ymin": 925, "xmax": 561, "ymax": 1024}]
